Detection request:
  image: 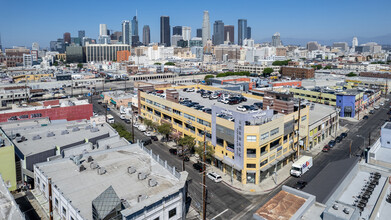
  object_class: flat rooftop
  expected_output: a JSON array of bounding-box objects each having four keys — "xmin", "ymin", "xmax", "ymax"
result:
[
  {"xmin": 0, "ymin": 175, "xmax": 24, "ymax": 220},
  {"xmin": 176, "ymin": 90, "xmax": 262, "ymax": 114},
  {"xmin": 308, "ymin": 103, "xmax": 337, "ymax": 125},
  {"xmin": 36, "ymin": 144, "xmax": 187, "ymax": 220},
  {"xmin": 254, "ymin": 190, "xmax": 306, "ymax": 220},
  {"xmin": 2, "ymin": 119, "xmax": 116, "ymax": 157}
]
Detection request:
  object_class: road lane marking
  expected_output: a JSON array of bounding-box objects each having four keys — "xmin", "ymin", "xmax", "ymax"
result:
[{"xmin": 211, "ymin": 209, "xmax": 228, "ymax": 220}]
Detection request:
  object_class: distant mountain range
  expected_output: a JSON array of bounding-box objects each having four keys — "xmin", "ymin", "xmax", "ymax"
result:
[{"xmin": 257, "ymin": 33, "xmax": 391, "ymax": 46}]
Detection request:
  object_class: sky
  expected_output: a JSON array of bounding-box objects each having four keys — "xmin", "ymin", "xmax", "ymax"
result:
[{"xmin": 1, "ymin": 0, "xmax": 391, "ymax": 48}]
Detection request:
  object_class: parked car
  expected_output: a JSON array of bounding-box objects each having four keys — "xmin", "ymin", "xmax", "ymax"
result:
[
  {"xmin": 370, "ymin": 110, "xmax": 375, "ymax": 114},
  {"xmin": 363, "ymin": 115, "xmax": 369, "ymax": 120},
  {"xmin": 187, "ymin": 88, "xmax": 195, "ymax": 92},
  {"xmin": 293, "ymin": 181, "xmax": 308, "ymax": 190},
  {"xmin": 374, "ymin": 106, "xmax": 380, "ymax": 110},
  {"xmin": 209, "ymin": 94, "xmax": 218, "ymax": 100},
  {"xmin": 207, "ymin": 172, "xmax": 222, "ymax": 183},
  {"xmin": 151, "ymin": 136, "xmax": 158, "ymax": 141},
  {"xmin": 221, "ymin": 99, "xmax": 230, "ymax": 104},
  {"xmin": 341, "ymin": 132, "xmax": 348, "ymax": 138},
  {"xmin": 124, "ymin": 119, "xmax": 131, "ymax": 124},
  {"xmin": 322, "ymin": 145, "xmax": 331, "ymax": 152},
  {"xmin": 328, "ymin": 140, "xmax": 336, "ymax": 147},
  {"xmin": 236, "ymin": 105, "xmax": 247, "ymax": 112},
  {"xmin": 203, "ymin": 108, "xmax": 212, "ymax": 114},
  {"xmin": 120, "ymin": 114, "xmax": 126, "ymax": 120},
  {"xmin": 142, "ymin": 138, "xmax": 152, "ymax": 146},
  {"xmin": 380, "ymin": 102, "xmax": 384, "ymax": 106},
  {"xmin": 336, "ymin": 135, "xmax": 342, "ymax": 143},
  {"xmin": 254, "ymin": 102, "xmax": 263, "ymax": 109},
  {"xmin": 169, "ymin": 148, "xmax": 178, "ymax": 155},
  {"xmin": 193, "ymin": 162, "xmax": 204, "ymax": 172},
  {"xmin": 144, "ymin": 131, "xmax": 153, "ymax": 136}
]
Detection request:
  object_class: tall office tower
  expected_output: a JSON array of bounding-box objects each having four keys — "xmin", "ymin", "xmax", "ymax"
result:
[
  {"xmin": 246, "ymin": 27, "xmax": 251, "ymax": 39},
  {"xmin": 107, "ymin": 30, "xmax": 111, "ymax": 36},
  {"xmin": 122, "ymin": 20, "xmax": 132, "ymax": 45},
  {"xmin": 202, "ymin": 11, "xmax": 210, "ymax": 47},
  {"xmin": 196, "ymin": 28, "xmax": 202, "ymax": 38},
  {"xmin": 238, "ymin": 19, "xmax": 247, "ymax": 45},
  {"xmin": 99, "ymin": 24, "xmax": 107, "ymax": 36},
  {"xmin": 182, "ymin": 26, "xmax": 191, "ymax": 41},
  {"xmin": 78, "ymin": 30, "xmax": 85, "ymax": 45},
  {"xmin": 63, "ymin": 32, "xmax": 71, "ymax": 45},
  {"xmin": 32, "ymin": 42, "xmax": 39, "ymax": 51},
  {"xmin": 272, "ymin": 32, "xmax": 282, "ymax": 47},
  {"xmin": 131, "ymin": 16, "xmax": 138, "ymax": 36},
  {"xmin": 213, "ymin": 20, "xmax": 225, "ymax": 45},
  {"xmin": 160, "ymin": 16, "xmax": 171, "ymax": 46},
  {"xmin": 0, "ymin": 33, "xmax": 2, "ymax": 52},
  {"xmin": 143, "ymin": 25, "xmax": 151, "ymax": 45},
  {"xmin": 352, "ymin": 37, "xmax": 358, "ymax": 47},
  {"xmin": 224, "ymin": 25, "xmax": 234, "ymax": 44},
  {"xmin": 173, "ymin": 26, "xmax": 182, "ymax": 36}
]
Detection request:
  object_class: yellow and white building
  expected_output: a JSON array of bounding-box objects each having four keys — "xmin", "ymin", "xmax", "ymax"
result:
[{"xmin": 138, "ymin": 85, "xmax": 309, "ymax": 185}]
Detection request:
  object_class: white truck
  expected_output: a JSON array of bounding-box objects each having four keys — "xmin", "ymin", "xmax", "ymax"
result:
[
  {"xmin": 107, "ymin": 114, "xmax": 115, "ymax": 124},
  {"xmin": 290, "ymin": 156, "xmax": 313, "ymax": 177}
]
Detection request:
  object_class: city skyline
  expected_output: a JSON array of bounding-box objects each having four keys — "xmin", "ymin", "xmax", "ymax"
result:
[{"xmin": 2, "ymin": 0, "xmax": 391, "ymax": 48}]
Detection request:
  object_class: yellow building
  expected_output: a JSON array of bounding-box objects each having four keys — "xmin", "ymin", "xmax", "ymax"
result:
[
  {"xmin": 56, "ymin": 53, "xmax": 66, "ymax": 61},
  {"xmin": 0, "ymin": 129, "xmax": 17, "ymax": 191},
  {"xmin": 13, "ymin": 73, "xmax": 54, "ymax": 83},
  {"xmin": 290, "ymin": 88, "xmax": 337, "ymax": 106},
  {"xmin": 139, "ymin": 85, "xmax": 309, "ymax": 185}
]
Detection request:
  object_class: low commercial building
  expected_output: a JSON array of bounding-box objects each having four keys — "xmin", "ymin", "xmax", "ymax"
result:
[
  {"xmin": 234, "ymin": 64, "xmax": 281, "ymax": 75},
  {"xmin": 139, "ymin": 85, "xmax": 310, "ymax": 185},
  {"xmin": 0, "ymin": 98, "xmax": 92, "ymax": 123},
  {"xmin": 368, "ymin": 122, "xmax": 391, "ymax": 170},
  {"xmin": 12, "ymin": 73, "xmax": 54, "ymax": 83},
  {"xmin": 103, "ymin": 90, "xmax": 133, "ymax": 109},
  {"xmin": 85, "ymin": 44, "xmax": 131, "ymax": 62},
  {"xmin": 307, "ymin": 103, "xmax": 339, "ymax": 149},
  {"xmin": 281, "ymin": 67, "xmax": 315, "ymax": 79},
  {"xmin": 34, "ymin": 144, "xmax": 188, "ymax": 220},
  {"xmin": 210, "ymin": 76, "xmax": 257, "ymax": 91},
  {"xmin": 346, "ymin": 77, "xmax": 391, "ymax": 94},
  {"xmin": 65, "ymin": 44, "xmax": 85, "ymax": 63},
  {"xmin": 0, "ymin": 118, "xmax": 117, "ymax": 188},
  {"xmin": 290, "ymin": 87, "xmax": 381, "ymax": 118}
]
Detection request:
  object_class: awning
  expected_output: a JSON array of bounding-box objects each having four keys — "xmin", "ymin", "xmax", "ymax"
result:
[{"xmin": 110, "ymin": 99, "xmax": 117, "ymax": 105}]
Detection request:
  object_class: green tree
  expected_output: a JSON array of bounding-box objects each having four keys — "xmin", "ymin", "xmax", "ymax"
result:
[
  {"xmin": 216, "ymin": 71, "xmax": 250, "ymax": 78},
  {"xmin": 154, "ymin": 62, "xmax": 162, "ymax": 65},
  {"xmin": 53, "ymin": 61, "xmax": 59, "ymax": 66},
  {"xmin": 323, "ymin": 65, "xmax": 332, "ymax": 69},
  {"xmin": 144, "ymin": 119, "xmax": 153, "ymax": 130},
  {"xmin": 204, "ymin": 75, "xmax": 215, "ymax": 84},
  {"xmin": 194, "ymin": 141, "xmax": 215, "ymax": 162},
  {"xmin": 178, "ymin": 136, "xmax": 196, "ymax": 171},
  {"xmin": 66, "ymin": 64, "xmax": 70, "ymax": 68},
  {"xmin": 262, "ymin": 68, "xmax": 274, "ymax": 77},
  {"xmin": 111, "ymin": 123, "xmax": 133, "ymax": 142},
  {"xmin": 164, "ymin": 62, "xmax": 175, "ymax": 66},
  {"xmin": 272, "ymin": 60, "xmax": 291, "ymax": 66},
  {"xmin": 157, "ymin": 123, "xmax": 172, "ymax": 141},
  {"xmin": 346, "ymin": 72, "xmax": 358, "ymax": 77},
  {"xmin": 77, "ymin": 63, "xmax": 83, "ymax": 69},
  {"xmin": 311, "ymin": 64, "xmax": 322, "ymax": 70}
]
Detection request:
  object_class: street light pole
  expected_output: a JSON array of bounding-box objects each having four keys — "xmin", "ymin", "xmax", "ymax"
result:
[{"xmin": 202, "ymin": 128, "xmax": 207, "ymax": 220}]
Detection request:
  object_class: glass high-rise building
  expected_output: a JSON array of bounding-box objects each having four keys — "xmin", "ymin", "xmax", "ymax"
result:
[
  {"xmin": 213, "ymin": 20, "xmax": 224, "ymax": 45},
  {"xmin": 160, "ymin": 16, "xmax": 170, "ymax": 46},
  {"xmin": 238, "ymin": 19, "xmax": 247, "ymax": 45},
  {"xmin": 143, "ymin": 25, "xmax": 150, "ymax": 45},
  {"xmin": 122, "ymin": 20, "xmax": 132, "ymax": 45},
  {"xmin": 202, "ymin": 11, "xmax": 210, "ymax": 47},
  {"xmin": 131, "ymin": 16, "xmax": 138, "ymax": 36},
  {"xmin": 173, "ymin": 26, "xmax": 182, "ymax": 36},
  {"xmin": 196, "ymin": 28, "xmax": 202, "ymax": 38},
  {"xmin": 246, "ymin": 27, "xmax": 251, "ymax": 39},
  {"xmin": 272, "ymin": 32, "xmax": 282, "ymax": 47}
]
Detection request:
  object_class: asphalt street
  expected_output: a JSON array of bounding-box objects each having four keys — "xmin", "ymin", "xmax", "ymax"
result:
[
  {"xmin": 93, "ymin": 94, "xmax": 390, "ymax": 220},
  {"xmin": 92, "ymin": 96, "xmax": 253, "ymax": 220}
]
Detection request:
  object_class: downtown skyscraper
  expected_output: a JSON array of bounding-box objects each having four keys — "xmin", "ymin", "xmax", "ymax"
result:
[
  {"xmin": 160, "ymin": 16, "xmax": 170, "ymax": 46},
  {"xmin": 213, "ymin": 20, "xmax": 224, "ymax": 45},
  {"xmin": 122, "ymin": 20, "xmax": 132, "ymax": 45},
  {"xmin": 224, "ymin": 25, "xmax": 234, "ymax": 44},
  {"xmin": 238, "ymin": 19, "xmax": 247, "ymax": 45},
  {"xmin": 143, "ymin": 25, "xmax": 150, "ymax": 45},
  {"xmin": 202, "ymin": 11, "xmax": 210, "ymax": 47},
  {"xmin": 131, "ymin": 16, "xmax": 139, "ymax": 46}
]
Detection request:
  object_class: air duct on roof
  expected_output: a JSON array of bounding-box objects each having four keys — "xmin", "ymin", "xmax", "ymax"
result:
[
  {"xmin": 97, "ymin": 167, "xmax": 106, "ymax": 175},
  {"xmin": 138, "ymin": 172, "xmax": 148, "ymax": 180},
  {"xmin": 32, "ymin": 135, "xmax": 41, "ymax": 140},
  {"xmin": 47, "ymin": 131, "xmax": 55, "ymax": 137},
  {"xmin": 72, "ymin": 127, "xmax": 80, "ymax": 132},
  {"xmin": 128, "ymin": 166, "xmax": 136, "ymax": 174},
  {"xmin": 61, "ymin": 130, "xmax": 69, "ymax": 135},
  {"xmin": 148, "ymin": 178, "xmax": 158, "ymax": 187}
]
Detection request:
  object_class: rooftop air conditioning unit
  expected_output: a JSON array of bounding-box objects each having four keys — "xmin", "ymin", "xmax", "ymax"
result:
[
  {"xmin": 97, "ymin": 167, "xmax": 106, "ymax": 175},
  {"xmin": 87, "ymin": 156, "xmax": 93, "ymax": 162},
  {"xmin": 148, "ymin": 178, "xmax": 158, "ymax": 187},
  {"xmin": 78, "ymin": 165, "xmax": 85, "ymax": 172},
  {"xmin": 128, "ymin": 166, "xmax": 136, "ymax": 174},
  {"xmin": 90, "ymin": 162, "xmax": 98, "ymax": 169},
  {"xmin": 72, "ymin": 127, "xmax": 80, "ymax": 132},
  {"xmin": 138, "ymin": 172, "xmax": 148, "ymax": 180},
  {"xmin": 47, "ymin": 132, "xmax": 55, "ymax": 137},
  {"xmin": 137, "ymin": 195, "xmax": 148, "ymax": 203},
  {"xmin": 61, "ymin": 130, "xmax": 69, "ymax": 135},
  {"xmin": 332, "ymin": 204, "xmax": 339, "ymax": 210}
]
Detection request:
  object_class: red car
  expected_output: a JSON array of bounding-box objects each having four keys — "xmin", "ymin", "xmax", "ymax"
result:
[
  {"xmin": 156, "ymin": 90, "xmax": 164, "ymax": 94},
  {"xmin": 322, "ymin": 145, "xmax": 331, "ymax": 152}
]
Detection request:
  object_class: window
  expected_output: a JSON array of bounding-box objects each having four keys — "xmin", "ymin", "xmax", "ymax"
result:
[
  {"xmin": 260, "ymin": 145, "xmax": 268, "ymax": 156},
  {"xmin": 197, "ymin": 118, "xmax": 211, "ymax": 127},
  {"xmin": 62, "ymin": 207, "xmax": 67, "ymax": 216},
  {"xmin": 247, "ymin": 163, "xmax": 256, "ymax": 168},
  {"xmin": 184, "ymin": 113, "xmax": 195, "ymax": 121},
  {"xmin": 301, "ymin": 115, "xmax": 307, "ymax": 122},
  {"xmin": 260, "ymin": 159, "xmax": 268, "ymax": 167},
  {"xmin": 247, "ymin": 135, "xmax": 257, "ymax": 142},
  {"xmin": 168, "ymin": 208, "xmax": 176, "ymax": 218},
  {"xmin": 173, "ymin": 109, "xmax": 182, "ymax": 116},
  {"xmin": 270, "ymin": 128, "xmax": 279, "ymax": 136},
  {"xmin": 260, "ymin": 132, "xmax": 269, "ymax": 140},
  {"xmin": 71, "ymin": 217, "xmax": 74, "ymax": 220},
  {"xmin": 55, "ymin": 198, "xmax": 58, "ymax": 207},
  {"xmin": 217, "ymin": 137, "xmax": 224, "ymax": 146},
  {"xmin": 153, "ymin": 218, "xmax": 160, "ymax": 220},
  {"xmin": 247, "ymin": 149, "xmax": 256, "ymax": 157}
]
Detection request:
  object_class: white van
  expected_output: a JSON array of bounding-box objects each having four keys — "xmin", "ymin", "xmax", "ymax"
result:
[
  {"xmin": 207, "ymin": 172, "xmax": 222, "ymax": 183},
  {"xmin": 107, "ymin": 114, "xmax": 115, "ymax": 124}
]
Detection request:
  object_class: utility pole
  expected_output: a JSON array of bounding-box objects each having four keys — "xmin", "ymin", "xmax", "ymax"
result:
[
  {"xmin": 105, "ymin": 102, "xmax": 108, "ymax": 123},
  {"xmin": 296, "ymin": 98, "xmax": 302, "ymax": 158},
  {"xmin": 349, "ymin": 140, "xmax": 352, "ymax": 158},
  {"xmin": 202, "ymin": 128, "xmax": 207, "ymax": 220},
  {"xmin": 131, "ymin": 111, "xmax": 135, "ymax": 143},
  {"xmin": 71, "ymin": 78, "xmax": 74, "ymax": 97},
  {"xmin": 368, "ymin": 132, "xmax": 371, "ymax": 147},
  {"xmin": 102, "ymin": 77, "xmax": 105, "ymax": 93}
]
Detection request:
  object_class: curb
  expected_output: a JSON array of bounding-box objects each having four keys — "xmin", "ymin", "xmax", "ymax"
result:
[{"xmin": 221, "ymin": 175, "xmax": 291, "ymax": 195}]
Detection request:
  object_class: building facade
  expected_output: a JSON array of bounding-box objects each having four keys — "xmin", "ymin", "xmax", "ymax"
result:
[
  {"xmin": 224, "ymin": 25, "xmax": 234, "ymax": 44},
  {"xmin": 122, "ymin": 20, "xmax": 131, "ymax": 45},
  {"xmin": 160, "ymin": 16, "xmax": 171, "ymax": 46},
  {"xmin": 281, "ymin": 67, "xmax": 315, "ymax": 79},
  {"xmin": 202, "ymin": 11, "xmax": 210, "ymax": 47},
  {"xmin": 238, "ymin": 19, "xmax": 247, "ymax": 46},
  {"xmin": 85, "ymin": 44, "xmax": 131, "ymax": 62},
  {"xmin": 213, "ymin": 20, "xmax": 224, "ymax": 46}
]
